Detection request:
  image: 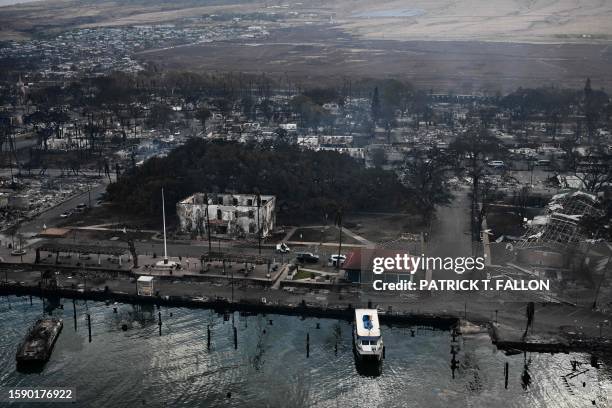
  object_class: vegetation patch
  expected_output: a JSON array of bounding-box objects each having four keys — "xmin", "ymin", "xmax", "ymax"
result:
[
  {"xmin": 107, "ymin": 139, "xmax": 414, "ymax": 218},
  {"xmin": 293, "ymin": 269, "xmax": 320, "ymax": 280}
]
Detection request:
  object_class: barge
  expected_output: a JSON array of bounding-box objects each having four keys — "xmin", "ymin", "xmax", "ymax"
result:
[{"xmin": 16, "ymin": 318, "xmax": 63, "ymax": 370}]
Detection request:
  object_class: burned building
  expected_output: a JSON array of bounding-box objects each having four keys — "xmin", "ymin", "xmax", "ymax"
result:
[
  {"xmin": 519, "ymin": 191, "xmax": 602, "ymax": 251},
  {"xmin": 515, "ymin": 191, "xmax": 604, "ymax": 271},
  {"xmin": 177, "ymin": 193, "xmax": 276, "ymax": 238}
]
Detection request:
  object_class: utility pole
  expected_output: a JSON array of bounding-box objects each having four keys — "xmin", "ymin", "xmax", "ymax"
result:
[
  {"xmin": 335, "ymin": 208, "xmax": 343, "ymax": 270},
  {"xmin": 204, "ymin": 194, "xmax": 211, "ymax": 253},
  {"xmin": 162, "ymin": 188, "xmax": 168, "ymax": 264},
  {"xmin": 229, "ymin": 259, "xmax": 234, "ymax": 304},
  {"xmin": 256, "ymin": 193, "xmax": 262, "ymax": 256}
]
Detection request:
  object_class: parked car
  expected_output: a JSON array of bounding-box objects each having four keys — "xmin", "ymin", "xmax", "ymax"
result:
[
  {"xmin": 487, "ymin": 160, "xmax": 506, "ymax": 169},
  {"xmin": 296, "ymin": 252, "xmax": 319, "ymax": 263},
  {"xmin": 328, "ymin": 254, "xmax": 347, "ymax": 267},
  {"xmin": 536, "ymin": 159, "xmax": 551, "ymax": 167},
  {"xmin": 276, "ymin": 243, "xmax": 291, "ymax": 253},
  {"xmin": 59, "ymin": 211, "xmax": 71, "ymax": 218},
  {"xmin": 74, "ymin": 202, "xmax": 87, "ymax": 213}
]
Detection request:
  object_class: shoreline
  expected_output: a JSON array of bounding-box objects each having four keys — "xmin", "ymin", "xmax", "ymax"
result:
[
  {"xmin": 2, "ymin": 281, "xmax": 611, "ymax": 356},
  {"xmin": 0, "ymin": 283, "xmax": 459, "ymax": 329}
]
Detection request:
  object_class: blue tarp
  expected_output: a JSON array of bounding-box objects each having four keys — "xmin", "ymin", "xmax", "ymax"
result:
[{"xmin": 362, "ymin": 315, "xmax": 373, "ymax": 330}]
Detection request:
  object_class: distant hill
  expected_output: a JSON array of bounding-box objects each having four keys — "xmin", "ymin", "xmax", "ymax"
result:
[
  {"xmin": 2, "ymin": 0, "xmax": 611, "ymax": 91},
  {"xmin": 2, "ymin": 0, "xmax": 612, "ymax": 43},
  {"xmin": 0, "ymin": 0, "xmax": 41, "ymax": 6}
]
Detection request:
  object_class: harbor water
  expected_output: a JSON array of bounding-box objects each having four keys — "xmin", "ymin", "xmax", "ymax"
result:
[{"xmin": 0, "ymin": 296, "xmax": 609, "ymax": 407}]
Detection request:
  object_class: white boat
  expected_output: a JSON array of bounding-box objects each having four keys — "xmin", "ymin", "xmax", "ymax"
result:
[{"xmin": 353, "ymin": 309, "xmax": 384, "ymax": 362}]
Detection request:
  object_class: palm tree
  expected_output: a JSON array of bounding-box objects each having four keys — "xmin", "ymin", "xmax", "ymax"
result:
[
  {"xmin": 523, "ymin": 302, "xmax": 535, "ymax": 339},
  {"xmin": 196, "ymin": 106, "xmax": 212, "ymax": 134}
]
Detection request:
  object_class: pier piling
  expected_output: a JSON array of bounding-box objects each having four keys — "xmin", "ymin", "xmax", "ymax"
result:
[
  {"xmin": 207, "ymin": 325, "xmax": 211, "ymax": 350},
  {"xmin": 29, "ymin": 295, "xmax": 32, "ymax": 306},
  {"xmin": 306, "ymin": 333, "xmax": 310, "ymax": 358},
  {"xmin": 233, "ymin": 326, "xmax": 238, "ymax": 349},
  {"xmin": 87, "ymin": 313, "xmax": 91, "ymax": 343},
  {"xmin": 73, "ymin": 299, "xmax": 77, "ymax": 331},
  {"xmin": 504, "ymin": 362, "xmax": 509, "ymax": 389},
  {"xmin": 451, "ymin": 347, "xmax": 458, "ymax": 379},
  {"xmin": 158, "ymin": 312, "xmax": 162, "ymax": 336}
]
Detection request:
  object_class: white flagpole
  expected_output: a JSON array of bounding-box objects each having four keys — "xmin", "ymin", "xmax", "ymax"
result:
[{"xmin": 162, "ymin": 188, "xmax": 168, "ymax": 264}]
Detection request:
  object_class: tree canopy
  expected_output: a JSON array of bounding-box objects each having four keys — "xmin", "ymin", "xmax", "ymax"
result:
[{"xmin": 106, "ymin": 139, "xmax": 413, "ymax": 219}]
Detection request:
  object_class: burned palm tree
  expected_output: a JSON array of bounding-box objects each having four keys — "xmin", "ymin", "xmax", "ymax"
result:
[
  {"xmin": 124, "ymin": 235, "xmax": 138, "ymax": 268},
  {"xmin": 523, "ymin": 302, "xmax": 535, "ymax": 339},
  {"xmin": 204, "ymin": 193, "xmax": 212, "ymax": 253},
  {"xmin": 521, "ymin": 352, "xmax": 532, "ymax": 390},
  {"xmin": 256, "ymin": 192, "xmax": 262, "ymax": 255}
]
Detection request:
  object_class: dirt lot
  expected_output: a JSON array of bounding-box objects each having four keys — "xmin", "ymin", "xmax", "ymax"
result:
[
  {"xmin": 57, "ymin": 203, "xmax": 166, "ymax": 232},
  {"xmin": 343, "ymin": 211, "xmax": 426, "ymax": 244},
  {"xmin": 66, "ymin": 228, "xmax": 154, "ymax": 243},
  {"xmin": 139, "ymin": 26, "xmax": 612, "ymax": 92},
  {"xmin": 287, "ymin": 226, "xmax": 360, "ymax": 245}
]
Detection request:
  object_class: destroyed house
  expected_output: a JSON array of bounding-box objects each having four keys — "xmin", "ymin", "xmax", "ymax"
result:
[{"xmin": 519, "ymin": 191, "xmax": 603, "ymax": 250}]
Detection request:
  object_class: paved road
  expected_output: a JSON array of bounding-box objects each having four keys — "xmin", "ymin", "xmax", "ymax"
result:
[
  {"xmin": 133, "ymin": 241, "xmax": 343, "ymax": 264},
  {"xmin": 134, "ymin": 241, "xmax": 279, "ymax": 260},
  {"xmin": 0, "ymin": 169, "xmax": 109, "ymax": 179},
  {"xmin": 424, "ymin": 188, "xmax": 473, "ymax": 279},
  {"xmin": 18, "ymin": 182, "xmax": 109, "ymax": 235}
]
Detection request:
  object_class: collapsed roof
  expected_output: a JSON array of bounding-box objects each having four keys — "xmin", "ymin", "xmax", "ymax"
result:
[{"xmin": 518, "ymin": 190, "xmax": 602, "ymax": 250}]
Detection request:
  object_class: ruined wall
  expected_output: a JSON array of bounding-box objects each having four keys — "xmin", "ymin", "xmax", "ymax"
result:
[{"xmin": 177, "ymin": 193, "xmax": 275, "ymax": 238}]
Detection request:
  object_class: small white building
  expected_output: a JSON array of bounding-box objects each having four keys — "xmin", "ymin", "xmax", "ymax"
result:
[
  {"xmin": 137, "ymin": 276, "xmax": 155, "ymax": 296},
  {"xmin": 279, "ymin": 123, "xmax": 297, "ymax": 131},
  {"xmin": 319, "ymin": 146, "xmax": 365, "ymax": 160}
]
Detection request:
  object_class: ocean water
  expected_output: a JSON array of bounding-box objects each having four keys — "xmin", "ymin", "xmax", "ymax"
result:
[{"xmin": 0, "ymin": 296, "xmax": 609, "ymax": 407}]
